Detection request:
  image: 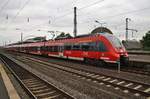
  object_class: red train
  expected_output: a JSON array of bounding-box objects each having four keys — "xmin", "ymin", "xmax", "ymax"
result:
[{"xmin": 6, "ymin": 33, "xmax": 129, "ymax": 65}]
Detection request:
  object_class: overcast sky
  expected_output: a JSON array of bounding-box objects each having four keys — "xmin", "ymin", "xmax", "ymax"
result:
[{"xmin": 0, "ymin": 0, "xmax": 150, "ymax": 45}]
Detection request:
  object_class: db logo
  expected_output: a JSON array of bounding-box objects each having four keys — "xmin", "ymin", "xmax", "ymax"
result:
[
  {"xmin": 83, "ymin": 52, "xmax": 88, "ymax": 56},
  {"xmin": 66, "ymin": 51, "xmax": 71, "ymax": 54}
]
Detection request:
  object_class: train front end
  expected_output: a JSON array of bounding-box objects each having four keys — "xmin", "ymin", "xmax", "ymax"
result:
[{"xmin": 102, "ymin": 33, "xmax": 129, "ymax": 65}]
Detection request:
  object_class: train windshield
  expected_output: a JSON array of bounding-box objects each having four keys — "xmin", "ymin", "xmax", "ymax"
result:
[{"xmin": 107, "ymin": 35, "xmax": 123, "ymax": 48}]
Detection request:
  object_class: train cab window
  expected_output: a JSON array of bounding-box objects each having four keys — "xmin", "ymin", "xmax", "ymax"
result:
[
  {"xmin": 98, "ymin": 41, "xmax": 107, "ymax": 52},
  {"xmin": 105, "ymin": 35, "xmax": 123, "ymax": 48}
]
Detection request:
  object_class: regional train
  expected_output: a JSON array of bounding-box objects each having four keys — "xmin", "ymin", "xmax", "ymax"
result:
[{"xmin": 6, "ymin": 33, "xmax": 129, "ymax": 65}]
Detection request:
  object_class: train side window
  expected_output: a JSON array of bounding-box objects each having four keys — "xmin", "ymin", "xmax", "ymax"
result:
[
  {"xmin": 89, "ymin": 42, "xmax": 97, "ymax": 51},
  {"xmin": 48, "ymin": 46, "xmax": 52, "ymax": 51},
  {"xmin": 46, "ymin": 46, "xmax": 48, "ymax": 51},
  {"xmin": 81, "ymin": 43, "xmax": 90, "ymax": 51},
  {"xmin": 53, "ymin": 46, "xmax": 58, "ymax": 52},
  {"xmin": 51, "ymin": 46, "xmax": 54, "ymax": 52},
  {"xmin": 98, "ymin": 41, "xmax": 107, "ymax": 52},
  {"xmin": 59, "ymin": 46, "xmax": 64, "ymax": 52},
  {"xmin": 41, "ymin": 46, "xmax": 46, "ymax": 51},
  {"xmin": 37, "ymin": 47, "xmax": 40, "ymax": 51},
  {"xmin": 65, "ymin": 45, "xmax": 72, "ymax": 50},
  {"xmin": 72, "ymin": 44, "xmax": 80, "ymax": 50}
]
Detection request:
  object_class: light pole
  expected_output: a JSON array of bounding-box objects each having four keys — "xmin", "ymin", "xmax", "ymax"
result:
[
  {"xmin": 95, "ymin": 20, "xmax": 106, "ymax": 33},
  {"xmin": 125, "ymin": 18, "xmax": 131, "ymax": 41},
  {"xmin": 73, "ymin": 7, "xmax": 77, "ymax": 37},
  {"xmin": 128, "ymin": 29, "xmax": 138, "ymax": 38}
]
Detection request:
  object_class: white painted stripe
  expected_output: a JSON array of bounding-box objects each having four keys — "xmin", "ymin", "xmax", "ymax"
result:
[
  {"xmin": 0, "ymin": 64, "xmax": 20, "ymax": 99},
  {"xmin": 103, "ymin": 78, "xmax": 111, "ymax": 81},
  {"xmin": 45, "ymin": 94, "xmax": 61, "ymax": 99},
  {"xmin": 28, "ymin": 83, "xmax": 45, "ymax": 88},
  {"xmin": 36, "ymin": 91, "xmax": 56, "ymax": 97},
  {"xmin": 97, "ymin": 76, "xmax": 105, "ymax": 79},
  {"xmin": 48, "ymin": 53, "xmax": 67, "ymax": 58},
  {"xmin": 30, "ymin": 85, "xmax": 47, "ymax": 90},
  {"xmin": 23, "ymin": 80, "xmax": 38, "ymax": 83},
  {"xmin": 133, "ymin": 85, "xmax": 142, "ymax": 90},
  {"xmin": 123, "ymin": 90, "xmax": 129, "ymax": 93},
  {"xmin": 109, "ymin": 79, "xmax": 117, "ymax": 83},
  {"xmin": 125, "ymin": 83, "xmax": 133, "ymax": 87},
  {"xmin": 104, "ymin": 60, "xmax": 117, "ymax": 63},
  {"xmin": 117, "ymin": 81, "xmax": 125, "ymax": 85},
  {"xmin": 91, "ymin": 75, "xmax": 99, "ymax": 78},
  {"xmin": 81, "ymin": 77, "xmax": 86, "ymax": 79},
  {"xmin": 106, "ymin": 85, "xmax": 111, "ymax": 87},
  {"xmin": 93, "ymin": 81, "xmax": 98, "ymax": 83},
  {"xmin": 144, "ymin": 88, "xmax": 150, "ymax": 93},
  {"xmin": 68, "ymin": 56, "xmax": 84, "ymax": 61},
  {"xmin": 99, "ymin": 82, "xmax": 104, "ymax": 85},
  {"xmin": 32, "ymin": 88, "xmax": 51, "ymax": 93},
  {"xmin": 114, "ymin": 87, "xmax": 119, "ymax": 90},
  {"xmin": 48, "ymin": 54, "xmax": 60, "ymax": 57},
  {"xmin": 134, "ymin": 93, "xmax": 140, "ymax": 97},
  {"xmin": 24, "ymin": 82, "xmax": 41, "ymax": 85},
  {"xmin": 100, "ymin": 57, "xmax": 109, "ymax": 60},
  {"xmin": 87, "ymin": 74, "xmax": 95, "ymax": 77},
  {"xmin": 86, "ymin": 79, "xmax": 92, "ymax": 81}
]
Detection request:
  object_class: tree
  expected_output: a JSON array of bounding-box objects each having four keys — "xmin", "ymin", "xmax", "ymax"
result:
[
  {"xmin": 141, "ymin": 31, "xmax": 150, "ymax": 48},
  {"xmin": 55, "ymin": 32, "xmax": 72, "ymax": 40}
]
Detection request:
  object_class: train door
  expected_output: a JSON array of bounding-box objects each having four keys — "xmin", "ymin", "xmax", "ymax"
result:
[
  {"xmin": 37, "ymin": 46, "xmax": 41, "ymax": 54},
  {"xmin": 82, "ymin": 43, "xmax": 89, "ymax": 58},
  {"xmin": 59, "ymin": 46, "xmax": 64, "ymax": 57}
]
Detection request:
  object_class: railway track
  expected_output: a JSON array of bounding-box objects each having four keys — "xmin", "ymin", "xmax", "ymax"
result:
[
  {"xmin": 25, "ymin": 53, "xmax": 150, "ymax": 76},
  {"xmin": 6, "ymin": 51, "xmax": 150, "ymax": 76},
  {"xmin": 0, "ymin": 54, "xmax": 74, "ymax": 99},
  {"xmin": 121, "ymin": 67, "xmax": 150, "ymax": 76},
  {"xmin": 11, "ymin": 55, "xmax": 150, "ymax": 98}
]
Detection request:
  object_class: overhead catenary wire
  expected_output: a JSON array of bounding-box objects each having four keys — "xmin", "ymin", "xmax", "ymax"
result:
[
  {"xmin": 80, "ymin": 6, "xmax": 150, "ymax": 24},
  {"xmin": 2, "ymin": 0, "xmax": 150, "ymax": 35},
  {"xmin": 27, "ymin": 0, "xmax": 105, "ymax": 31},
  {"xmin": 2, "ymin": 0, "xmax": 31, "ymax": 31},
  {"xmin": 1, "ymin": 0, "xmax": 105, "ymax": 32},
  {"xmin": 53, "ymin": 0, "xmax": 105, "ymax": 22},
  {"xmin": 0, "ymin": 0, "xmax": 10, "ymax": 16},
  {"xmin": 78, "ymin": 0, "xmax": 104, "ymax": 10},
  {"xmin": 10, "ymin": 0, "xmax": 31, "ymax": 22},
  {"xmin": 26, "ymin": 5, "xmax": 150, "ymax": 34}
]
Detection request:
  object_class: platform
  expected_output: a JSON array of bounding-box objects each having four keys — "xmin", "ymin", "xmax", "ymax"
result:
[
  {"xmin": 0, "ymin": 74, "xmax": 9, "ymax": 99},
  {"xmin": 0, "ymin": 63, "xmax": 20, "ymax": 99},
  {"xmin": 129, "ymin": 54, "xmax": 150, "ymax": 63}
]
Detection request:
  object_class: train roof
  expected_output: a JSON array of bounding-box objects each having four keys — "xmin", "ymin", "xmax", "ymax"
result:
[{"xmin": 7, "ymin": 33, "xmax": 114, "ymax": 47}]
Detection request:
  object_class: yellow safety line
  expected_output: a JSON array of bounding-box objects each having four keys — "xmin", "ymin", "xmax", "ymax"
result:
[{"xmin": 0, "ymin": 64, "xmax": 20, "ymax": 99}]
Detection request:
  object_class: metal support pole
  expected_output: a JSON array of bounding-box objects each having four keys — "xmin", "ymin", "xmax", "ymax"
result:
[
  {"xmin": 126, "ymin": 18, "xmax": 128, "ymax": 41},
  {"xmin": 117, "ymin": 60, "xmax": 120, "ymax": 73},
  {"xmin": 125, "ymin": 18, "xmax": 131, "ymax": 40},
  {"xmin": 20, "ymin": 33, "xmax": 23, "ymax": 51},
  {"xmin": 73, "ymin": 7, "xmax": 77, "ymax": 37},
  {"xmin": 21, "ymin": 33, "xmax": 23, "ymax": 43}
]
